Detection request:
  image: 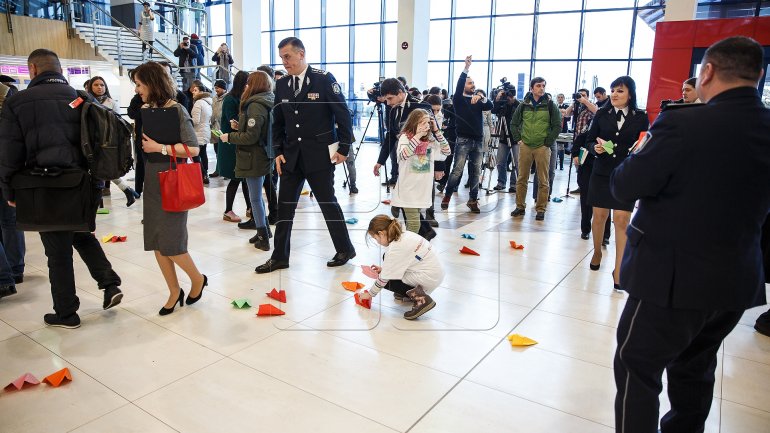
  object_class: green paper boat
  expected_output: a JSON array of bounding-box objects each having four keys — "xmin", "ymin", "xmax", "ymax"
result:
[
  {"xmin": 231, "ymin": 299, "xmax": 252, "ymax": 308},
  {"xmin": 96, "ymin": 208, "xmax": 110, "ymax": 215},
  {"xmin": 602, "ymin": 140, "xmax": 616, "ymax": 155}
]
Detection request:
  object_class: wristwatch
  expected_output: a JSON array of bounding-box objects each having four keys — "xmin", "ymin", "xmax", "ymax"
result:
[{"xmin": 161, "ymin": 145, "xmax": 167, "ymax": 156}]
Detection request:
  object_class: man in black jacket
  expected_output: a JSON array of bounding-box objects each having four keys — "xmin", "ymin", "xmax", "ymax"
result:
[
  {"xmin": 610, "ymin": 37, "xmax": 770, "ymax": 432},
  {"xmin": 371, "ymin": 78, "xmax": 430, "ymax": 186},
  {"xmin": 440, "ymin": 55, "xmax": 493, "ymax": 213},
  {"xmin": 255, "ymin": 37, "xmax": 356, "ymax": 273},
  {"xmin": 0, "ymin": 49, "xmax": 123, "ymax": 328}
]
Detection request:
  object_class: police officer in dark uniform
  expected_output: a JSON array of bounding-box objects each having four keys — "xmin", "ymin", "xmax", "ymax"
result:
[
  {"xmin": 255, "ymin": 37, "xmax": 356, "ymax": 273},
  {"xmin": 609, "ymin": 36, "xmax": 770, "ymax": 433}
]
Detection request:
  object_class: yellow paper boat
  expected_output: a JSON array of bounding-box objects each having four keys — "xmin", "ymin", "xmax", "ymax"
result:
[{"xmin": 507, "ymin": 334, "xmax": 538, "ymax": 347}]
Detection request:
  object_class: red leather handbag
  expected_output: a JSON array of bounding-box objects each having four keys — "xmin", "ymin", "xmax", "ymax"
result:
[{"xmin": 158, "ymin": 144, "xmax": 205, "ymax": 212}]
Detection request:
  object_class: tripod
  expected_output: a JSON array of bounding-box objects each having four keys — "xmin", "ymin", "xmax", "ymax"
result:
[
  {"xmin": 558, "ymin": 133, "xmax": 576, "ymax": 200},
  {"xmin": 481, "ymin": 113, "xmax": 518, "ymax": 195}
]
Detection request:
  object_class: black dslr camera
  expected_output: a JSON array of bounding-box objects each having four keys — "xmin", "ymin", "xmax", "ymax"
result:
[
  {"xmin": 660, "ymin": 98, "xmax": 685, "ymax": 109},
  {"xmin": 493, "ymin": 77, "xmax": 516, "ymax": 99}
]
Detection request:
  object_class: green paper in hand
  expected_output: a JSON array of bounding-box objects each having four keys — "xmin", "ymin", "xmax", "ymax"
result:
[
  {"xmin": 602, "ymin": 140, "xmax": 616, "ymax": 155},
  {"xmin": 212, "ymin": 129, "xmax": 223, "ymax": 137},
  {"xmin": 231, "ymin": 299, "xmax": 251, "ymax": 308}
]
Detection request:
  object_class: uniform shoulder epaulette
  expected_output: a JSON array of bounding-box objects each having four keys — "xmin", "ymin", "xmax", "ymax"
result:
[
  {"xmin": 309, "ymin": 67, "xmax": 328, "ymax": 75},
  {"xmin": 662, "ymin": 102, "xmax": 704, "ymax": 111}
]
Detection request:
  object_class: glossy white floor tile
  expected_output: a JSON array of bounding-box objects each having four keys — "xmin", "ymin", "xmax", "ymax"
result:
[{"xmin": 0, "ymin": 142, "xmax": 768, "ymax": 432}]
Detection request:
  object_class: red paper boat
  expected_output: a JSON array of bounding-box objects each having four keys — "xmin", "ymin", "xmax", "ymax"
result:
[
  {"xmin": 459, "ymin": 246, "xmax": 480, "ymax": 256},
  {"xmin": 354, "ymin": 291, "xmax": 371, "ymax": 309},
  {"xmin": 381, "ymin": 199, "xmax": 391, "ymax": 204},
  {"xmin": 4, "ymin": 373, "xmax": 39, "ymax": 391},
  {"xmin": 342, "ymin": 281, "xmax": 365, "ymax": 292},
  {"xmin": 42, "ymin": 368, "xmax": 72, "ymax": 387},
  {"xmin": 509, "ymin": 241, "xmax": 524, "ymax": 250},
  {"xmin": 266, "ymin": 288, "xmax": 287, "ymax": 303},
  {"xmin": 257, "ymin": 304, "xmax": 286, "ymax": 316}
]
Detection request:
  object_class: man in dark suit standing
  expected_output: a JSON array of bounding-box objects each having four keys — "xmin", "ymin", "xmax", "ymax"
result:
[
  {"xmin": 610, "ymin": 36, "xmax": 770, "ymax": 433},
  {"xmin": 255, "ymin": 37, "xmax": 356, "ymax": 273}
]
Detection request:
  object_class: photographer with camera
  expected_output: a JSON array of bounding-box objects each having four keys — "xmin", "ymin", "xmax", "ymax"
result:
[
  {"xmin": 174, "ymin": 36, "xmax": 198, "ymax": 93},
  {"xmin": 370, "ymin": 78, "xmax": 430, "ymax": 186},
  {"xmin": 491, "ymin": 79, "xmax": 519, "ymax": 192}
]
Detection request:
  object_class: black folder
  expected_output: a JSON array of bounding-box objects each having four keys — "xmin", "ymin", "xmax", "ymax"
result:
[{"xmin": 141, "ymin": 106, "xmax": 181, "ymax": 145}]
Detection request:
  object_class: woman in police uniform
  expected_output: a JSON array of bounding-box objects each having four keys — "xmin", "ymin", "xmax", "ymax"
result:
[{"xmin": 585, "ymin": 76, "xmax": 649, "ymax": 289}]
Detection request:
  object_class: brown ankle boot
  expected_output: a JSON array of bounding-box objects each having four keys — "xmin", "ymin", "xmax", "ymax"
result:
[{"xmin": 404, "ymin": 286, "xmax": 436, "ymax": 320}]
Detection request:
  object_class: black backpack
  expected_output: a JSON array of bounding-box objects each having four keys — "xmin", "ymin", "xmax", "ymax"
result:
[{"xmin": 77, "ymin": 90, "xmax": 134, "ymax": 180}]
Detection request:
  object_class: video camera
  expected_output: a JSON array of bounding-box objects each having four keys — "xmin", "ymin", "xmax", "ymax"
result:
[
  {"xmin": 492, "ymin": 77, "xmax": 516, "ymax": 99},
  {"xmin": 369, "ymin": 76, "xmax": 387, "ymax": 99}
]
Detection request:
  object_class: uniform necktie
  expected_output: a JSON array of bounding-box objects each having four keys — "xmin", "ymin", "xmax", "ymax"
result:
[
  {"xmin": 394, "ymin": 106, "xmax": 402, "ymax": 128},
  {"xmin": 616, "ymin": 109, "xmax": 626, "ymax": 122},
  {"xmin": 294, "ymin": 76, "xmax": 300, "ymax": 96}
]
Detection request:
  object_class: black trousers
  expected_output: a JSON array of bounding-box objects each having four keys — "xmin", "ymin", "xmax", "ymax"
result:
[
  {"xmin": 383, "ymin": 280, "xmax": 413, "ymax": 296},
  {"xmin": 39, "ymin": 231, "xmax": 121, "ymax": 318},
  {"xmin": 440, "ymin": 140, "xmax": 457, "ymax": 186},
  {"xmin": 271, "ymin": 166, "xmax": 354, "ymax": 261},
  {"xmin": 134, "ymin": 140, "xmax": 146, "ymax": 194},
  {"xmin": 192, "ymin": 143, "xmax": 208, "ymax": 176},
  {"xmin": 614, "ymin": 297, "xmax": 742, "ymax": 433},
  {"xmin": 577, "ymin": 160, "xmax": 611, "ymax": 238}
]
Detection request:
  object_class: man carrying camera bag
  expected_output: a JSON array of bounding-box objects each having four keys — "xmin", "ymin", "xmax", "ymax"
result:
[{"xmin": 0, "ymin": 49, "xmax": 123, "ymax": 329}]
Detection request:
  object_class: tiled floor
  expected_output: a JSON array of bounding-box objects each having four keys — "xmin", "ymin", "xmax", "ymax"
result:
[{"xmin": 1, "ymin": 141, "xmax": 768, "ymax": 433}]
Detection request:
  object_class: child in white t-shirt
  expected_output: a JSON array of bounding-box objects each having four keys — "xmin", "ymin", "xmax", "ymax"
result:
[
  {"xmin": 391, "ymin": 109, "xmax": 451, "ymax": 233},
  {"xmin": 358, "ymin": 214, "xmax": 444, "ymax": 320}
]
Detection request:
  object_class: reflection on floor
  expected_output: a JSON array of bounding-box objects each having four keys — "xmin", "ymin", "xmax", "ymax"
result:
[{"xmin": 0, "ymin": 142, "xmax": 768, "ymax": 433}]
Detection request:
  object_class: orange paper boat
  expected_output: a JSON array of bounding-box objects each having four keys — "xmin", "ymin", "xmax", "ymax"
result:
[
  {"xmin": 42, "ymin": 368, "xmax": 72, "ymax": 387},
  {"xmin": 257, "ymin": 304, "xmax": 286, "ymax": 316},
  {"xmin": 507, "ymin": 334, "xmax": 538, "ymax": 347},
  {"xmin": 342, "ymin": 281, "xmax": 365, "ymax": 292},
  {"xmin": 4, "ymin": 373, "xmax": 39, "ymax": 391},
  {"xmin": 459, "ymin": 246, "xmax": 480, "ymax": 256},
  {"xmin": 266, "ymin": 288, "xmax": 287, "ymax": 303},
  {"xmin": 509, "ymin": 241, "xmax": 524, "ymax": 250},
  {"xmin": 354, "ymin": 291, "xmax": 371, "ymax": 309}
]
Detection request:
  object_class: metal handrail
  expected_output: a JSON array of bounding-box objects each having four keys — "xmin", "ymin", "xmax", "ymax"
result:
[
  {"xmin": 71, "ymin": 0, "xmax": 177, "ymax": 69},
  {"xmin": 139, "ymin": 0, "xmax": 239, "ymax": 77}
]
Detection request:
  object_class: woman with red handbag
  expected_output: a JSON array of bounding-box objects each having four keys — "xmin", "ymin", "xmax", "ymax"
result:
[{"xmin": 133, "ymin": 62, "xmax": 208, "ymax": 316}]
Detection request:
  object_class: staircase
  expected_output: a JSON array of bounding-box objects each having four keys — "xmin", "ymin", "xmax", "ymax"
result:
[
  {"xmin": 72, "ymin": 22, "xmax": 164, "ymax": 75},
  {"xmin": 72, "ymin": 22, "xmax": 213, "ymax": 89}
]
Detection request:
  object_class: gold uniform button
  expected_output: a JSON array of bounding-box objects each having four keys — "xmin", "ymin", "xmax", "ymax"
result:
[
  {"xmin": 298, "ymin": 137, "xmax": 302, "ymax": 142},
  {"xmin": 296, "ymin": 124, "xmax": 300, "ymax": 128},
  {"xmin": 294, "ymin": 110, "xmax": 298, "ymax": 114}
]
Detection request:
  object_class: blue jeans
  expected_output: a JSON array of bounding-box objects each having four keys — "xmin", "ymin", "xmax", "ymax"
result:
[
  {"xmin": 0, "ymin": 200, "xmax": 24, "ymax": 280},
  {"xmin": 496, "ymin": 141, "xmax": 519, "ymax": 187},
  {"xmin": 245, "ymin": 176, "xmax": 267, "ymax": 228},
  {"xmin": 445, "ymin": 136, "xmax": 483, "ymax": 200},
  {"xmin": 533, "ymin": 142, "xmax": 557, "ymax": 199}
]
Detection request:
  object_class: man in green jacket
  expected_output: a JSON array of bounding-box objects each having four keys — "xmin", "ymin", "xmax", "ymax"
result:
[{"xmin": 509, "ymin": 77, "xmax": 561, "ymax": 221}]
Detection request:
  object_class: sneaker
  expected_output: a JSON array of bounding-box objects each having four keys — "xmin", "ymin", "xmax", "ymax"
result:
[
  {"xmin": 535, "ymin": 212, "xmax": 545, "ymax": 221},
  {"xmin": 349, "ymin": 185, "xmax": 359, "ymax": 194},
  {"xmin": 493, "ymin": 185, "xmax": 505, "ymax": 191},
  {"xmin": 510, "ymin": 208, "xmax": 526, "ymax": 217},
  {"xmin": 436, "ymin": 183, "xmax": 445, "ymax": 193},
  {"xmin": 466, "ymin": 200, "xmax": 480, "ymax": 213},
  {"xmin": 0, "ymin": 284, "xmax": 17, "ymax": 299},
  {"xmin": 44, "ymin": 313, "xmax": 81, "ymax": 329},
  {"xmin": 209, "ymin": 171, "xmax": 220, "ymax": 178},
  {"xmin": 202, "ymin": 176, "xmax": 210, "ymax": 185},
  {"xmin": 602, "ymin": 238, "xmax": 610, "ymax": 246},
  {"xmin": 103, "ymin": 286, "xmax": 123, "ymax": 310},
  {"xmin": 440, "ymin": 196, "xmax": 450, "ymax": 210},
  {"xmin": 238, "ymin": 219, "xmax": 257, "ymax": 230},
  {"xmin": 508, "ymin": 187, "xmax": 516, "ymax": 193}
]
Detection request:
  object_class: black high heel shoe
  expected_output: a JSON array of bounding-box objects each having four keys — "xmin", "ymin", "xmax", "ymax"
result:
[
  {"xmin": 612, "ymin": 269, "xmax": 622, "ymax": 291},
  {"xmin": 159, "ymin": 288, "xmax": 184, "ymax": 316},
  {"xmin": 589, "ymin": 253, "xmax": 602, "ymax": 271},
  {"xmin": 186, "ymin": 275, "xmax": 208, "ymax": 305}
]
